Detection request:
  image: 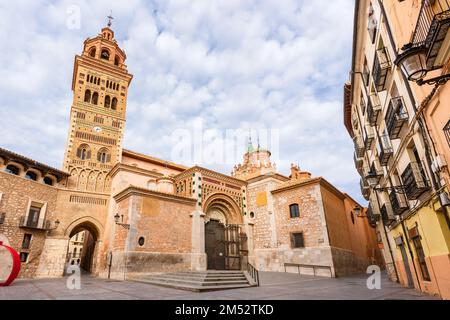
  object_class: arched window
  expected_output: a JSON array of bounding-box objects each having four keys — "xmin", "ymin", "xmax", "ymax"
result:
[
  {"xmin": 76, "ymin": 144, "xmax": 91, "ymax": 160},
  {"xmin": 92, "ymin": 92, "xmax": 98, "ymax": 105},
  {"xmin": 97, "ymin": 78, "xmax": 100, "ymax": 85},
  {"xmin": 97, "ymin": 148, "xmax": 111, "ymax": 163},
  {"xmin": 111, "ymin": 97, "xmax": 117, "ymax": 110},
  {"xmin": 104, "ymin": 95, "xmax": 111, "ymax": 108},
  {"xmin": 289, "ymin": 204, "xmax": 300, "ymax": 218},
  {"xmin": 89, "ymin": 47, "xmax": 96, "ymax": 58},
  {"xmin": 101, "ymin": 49, "xmax": 110, "ymax": 60},
  {"xmin": 106, "ymin": 80, "xmax": 109, "ymax": 88},
  {"xmin": 114, "ymin": 56, "xmax": 120, "ymax": 66},
  {"xmin": 43, "ymin": 176, "xmax": 54, "ymax": 186},
  {"xmin": 25, "ymin": 171, "xmax": 37, "ymax": 181},
  {"xmin": 84, "ymin": 89, "xmax": 91, "ymax": 103},
  {"xmin": 5, "ymin": 164, "xmax": 20, "ymax": 175},
  {"xmin": 86, "ymin": 75, "xmax": 90, "ymax": 83}
]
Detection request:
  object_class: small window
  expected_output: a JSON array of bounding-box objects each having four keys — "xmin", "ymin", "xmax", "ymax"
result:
[
  {"xmin": 111, "ymin": 97, "xmax": 117, "ymax": 110},
  {"xmin": 76, "ymin": 145, "xmax": 91, "ymax": 160},
  {"xmin": 444, "ymin": 120, "xmax": 450, "ymax": 147},
  {"xmin": 22, "ymin": 234, "xmax": 32, "ymax": 249},
  {"xmin": 104, "ymin": 95, "xmax": 111, "ymax": 108},
  {"xmin": 84, "ymin": 89, "xmax": 91, "ymax": 103},
  {"xmin": 20, "ymin": 252, "xmax": 29, "ymax": 263},
  {"xmin": 114, "ymin": 56, "xmax": 120, "ymax": 66},
  {"xmin": 289, "ymin": 204, "xmax": 300, "ymax": 218},
  {"xmin": 25, "ymin": 171, "xmax": 37, "ymax": 181},
  {"xmin": 92, "ymin": 92, "xmax": 99, "ymax": 105},
  {"xmin": 291, "ymin": 233, "xmax": 305, "ymax": 248},
  {"xmin": 97, "ymin": 148, "xmax": 111, "ymax": 163},
  {"xmin": 89, "ymin": 47, "xmax": 96, "ymax": 58},
  {"xmin": 26, "ymin": 205, "xmax": 42, "ymax": 228},
  {"xmin": 138, "ymin": 237, "xmax": 145, "ymax": 246},
  {"xmin": 249, "ymin": 212, "xmax": 255, "ymax": 219},
  {"xmin": 5, "ymin": 164, "xmax": 20, "ymax": 175}
]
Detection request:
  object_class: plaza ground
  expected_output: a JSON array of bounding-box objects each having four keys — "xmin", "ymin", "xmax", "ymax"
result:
[{"xmin": 0, "ymin": 272, "xmax": 439, "ymax": 300}]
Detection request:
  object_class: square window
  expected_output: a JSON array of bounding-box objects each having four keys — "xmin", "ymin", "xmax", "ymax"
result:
[
  {"xmin": 20, "ymin": 252, "xmax": 29, "ymax": 263},
  {"xmin": 291, "ymin": 233, "xmax": 305, "ymax": 248},
  {"xmin": 22, "ymin": 234, "xmax": 32, "ymax": 249},
  {"xmin": 289, "ymin": 204, "xmax": 300, "ymax": 218}
]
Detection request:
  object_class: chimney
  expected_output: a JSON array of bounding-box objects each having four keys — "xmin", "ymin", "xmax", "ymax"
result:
[{"xmin": 290, "ymin": 164, "xmax": 300, "ymax": 179}]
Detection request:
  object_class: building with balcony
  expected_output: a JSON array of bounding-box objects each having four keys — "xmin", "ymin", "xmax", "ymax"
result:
[{"xmin": 344, "ymin": 0, "xmax": 450, "ymax": 299}]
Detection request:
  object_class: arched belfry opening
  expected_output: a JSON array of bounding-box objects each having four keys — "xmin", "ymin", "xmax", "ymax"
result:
[
  {"xmin": 204, "ymin": 194, "xmax": 247, "ymax": 271},
  {"xmin": 65, "ymin": 221, "xmax": 100, "ymax": 274}
]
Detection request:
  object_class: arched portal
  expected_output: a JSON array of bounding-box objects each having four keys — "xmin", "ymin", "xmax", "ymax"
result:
[
  {"xmin": 204, "ymin": 194, "xmax": 247, "ymax": 270},
  {"xmin": 65, "ymin": 219, "xmax": 101, "ymax": 274}
]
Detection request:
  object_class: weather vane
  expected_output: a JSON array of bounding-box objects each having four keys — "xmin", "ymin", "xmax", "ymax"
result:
[{"xmin": 107, "ymin": 11, "xmax": 114, "ymax": 27}]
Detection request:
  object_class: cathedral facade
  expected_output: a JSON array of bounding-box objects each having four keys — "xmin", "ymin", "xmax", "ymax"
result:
[{"xmin": 0, "ymin": 25, "xmax": 382, "ymax": 281}]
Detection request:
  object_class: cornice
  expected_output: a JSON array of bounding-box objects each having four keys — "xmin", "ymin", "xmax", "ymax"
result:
[{"xmin": 113, "ymin": 185, "xmax": 197, "ymax": 205}]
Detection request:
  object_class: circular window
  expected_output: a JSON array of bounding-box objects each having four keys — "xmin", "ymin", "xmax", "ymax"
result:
[
  {"xmin": 138, "ymin": 237, "xmax": 145, "ymax": 247},
  {"xmin": 250, "ymin": 212, "xmax": 255, "ymax": 219}
]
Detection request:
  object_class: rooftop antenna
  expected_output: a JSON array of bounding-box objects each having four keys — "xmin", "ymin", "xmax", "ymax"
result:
[{"xmin": 107, "ymin": 11, "xmax": 114, "ymax": 27}]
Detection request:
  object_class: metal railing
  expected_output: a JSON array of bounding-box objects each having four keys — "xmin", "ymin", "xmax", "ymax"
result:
[
  {"xmin": 373, "ymin": 47, "xmax": 391, "ymax": 92},
  {"xmin": 389, "ymin": 190, "xmax": 409, "ymax": 216},
  {"xmin": 19, "ymin": 216, "xmax": 50, "ymax": 230},
  {"xmin": 412, "ymin": 0, "xmax": 450, "ymax": 45},
  {"xmin": 368, "ymin": 94, "xmax": 381, "ymax": 126},
  {"xmin": 401, "ymin": 162, "xmax": 431, "ymax": 200},
  {"xmin": 386, "ymin": 96, "xmax": 409, "ymax": 139},
  {"xmin": 380, "ymin": 202, "xmax": 395, "ymax": 223},
  {"xmin": 364, "ymin": 125, "xmax": 375, "ymax": 150},
  {"xmin": 354, "ymin": 135, "xmax": 365, "ymax": 158},
  {"xmin": 246, "ymin": 263, "xmax": 260, "ymax": 286},
  {"xmin": 378, "ymin": 134, "xmax": 394, "ymax": 166},
  {"xmin": 360, "ymin": 178, "xmax": 370, "ymax": 201},
  {"xmin": 366, "ymin": 205, "xmax": 378, "ymax": 228}
]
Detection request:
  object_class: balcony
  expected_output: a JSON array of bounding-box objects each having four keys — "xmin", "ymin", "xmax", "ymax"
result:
[
  {"xmin": 19, "ymin": 216, "xmax": 51, "ymax": 231},
  {"xmin": 401, "ymin": 162, "xmax": 431, "ymax": 200},
  {"xmin": 386, "ymin": 96, "xmax": 409, "ymax": 139},
  {"xmin": 364, "ymin": 161, "xmax": 384, "ymax": 186},
  {"xmin": 389, "ymin": 190, "xmax": 409, "ymax": 216},
  {"xmin": 360, "ymin": 178, "xmax": 370, "ymax": 201},
  {"xmin": 366, "ymin": 205, "xmax": 378, "ymax": 228},
  {"xmin": 354, "ymin": 135, "xmax": 365, "ymax": 158},
  {"xmin": 378, "ymin": 134, "xmax": 394, "ymax": 166},
  {"xmin": 367, "ymin": 94, "xmax": 382, "ymax": 126},
  {"xmin": 412, "ymin": 0, "xmax": 450, "ymax": 69},
  {"xmin": 373, "ymin": 47, "xmax": 391, "ymax": 92},
  {"xmin": 380, "ymin": 202, "xmax": 396, "ymax": 224},
  {"xmin": 364, "ymin": 125, "xmax": 375, "ymax": 150},
  {"xmin": 354, "ymin": 152, "xmax": 364, "ymax": 174}
]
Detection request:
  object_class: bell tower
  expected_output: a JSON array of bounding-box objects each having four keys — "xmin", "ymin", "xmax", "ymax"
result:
[{"xmin": 63, "ymin": 20, "xmax": 133, "ymax": 193}]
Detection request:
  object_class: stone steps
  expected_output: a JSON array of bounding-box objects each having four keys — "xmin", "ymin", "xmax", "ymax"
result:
[{"xmin": 129, "ymin": 271, "xmax": 256, "ymax": 292}]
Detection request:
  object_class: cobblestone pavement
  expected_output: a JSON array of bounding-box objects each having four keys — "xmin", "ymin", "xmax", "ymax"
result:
[{"xmin": 0, "ymin": 272, "xmax": 439, "ymax": 300}]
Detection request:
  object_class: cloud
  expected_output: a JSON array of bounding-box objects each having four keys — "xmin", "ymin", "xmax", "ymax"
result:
[{"xmin": 0, "ymin": 0, "xmax": 364, "ymax": 203}]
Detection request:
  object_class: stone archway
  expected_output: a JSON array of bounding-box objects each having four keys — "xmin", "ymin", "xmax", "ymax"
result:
[
  {"xmin": 64, "ymin": 218, "xmax": 102, "ymax": 275},
  {"xmin": 203, "ymin": 193, "xmax": 247, "ymax": 270}
]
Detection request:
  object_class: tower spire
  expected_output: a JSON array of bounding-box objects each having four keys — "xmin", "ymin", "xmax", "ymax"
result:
[
  {"xmin": 247, "ymin": 129, "xmax": 255, "ymax": 153},
  {"xmin": 107, "ymin": 11, "xmax": 114, "ymax": 28}
]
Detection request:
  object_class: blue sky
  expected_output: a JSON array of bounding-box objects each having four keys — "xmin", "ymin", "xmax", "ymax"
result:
[{"xmin": 0, "ymin": 0, "xmax": 363, "ymax": 203}]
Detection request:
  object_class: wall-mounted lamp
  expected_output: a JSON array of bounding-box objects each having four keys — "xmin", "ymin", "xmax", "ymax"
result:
[{"xmin": 114, "ymin": 213, "xmax": 130, "ymax": 229}]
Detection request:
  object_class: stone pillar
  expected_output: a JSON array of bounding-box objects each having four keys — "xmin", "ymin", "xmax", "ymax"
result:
[
  {"xmin": 35, "ymin": 236, "xmax": 69, "ymax": 278},
  {"xmin": 190, "ymin": 210, "xmax": 207, "ymax": 271}
]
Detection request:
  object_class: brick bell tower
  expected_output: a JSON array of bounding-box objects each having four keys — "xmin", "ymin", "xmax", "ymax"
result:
[{"xmin": 63, "ymin": 18, "xmax": 133, "ymax": 193}]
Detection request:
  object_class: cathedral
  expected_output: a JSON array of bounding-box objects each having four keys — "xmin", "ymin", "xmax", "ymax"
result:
[{"xmin": 0, "ymin": 24, "xmax": 382, "ymax": 283}]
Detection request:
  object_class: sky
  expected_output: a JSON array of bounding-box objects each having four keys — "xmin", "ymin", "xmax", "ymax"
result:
[{"xmin": 0, "ymin": 0, "xmax": 363, "ymax": 203}]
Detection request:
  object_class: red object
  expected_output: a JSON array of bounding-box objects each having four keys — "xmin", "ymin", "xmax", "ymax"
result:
[{"xmin": 0, "ymin": 241, "xmax": 21, "ymax": 286}]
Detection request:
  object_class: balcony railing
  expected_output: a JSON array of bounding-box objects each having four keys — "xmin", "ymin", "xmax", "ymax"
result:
[
  {"xmin": 412, "ymin": 0, "xmax": 450, "ymax": 68},
  {"xmin": 367, "ymin": 94, "xmax": 382, "ymax": 126},
  {"xmin": 19, "ymin": 216, "xmax": 51, "ymax": 230},
  {"xmin": 401, "ymin": 162, "xmax": 431, "ymax": 200},
  {"xmin": 354, "ymin": 152, "xmax": 364, "ymax": 173},
  {"xmin": 389, "ymin": 190, "xmax": 409, "ymax": 216},
  {"xmin": 0, "ymin": 212, "xmax": 5, "ymax": 224},
  {"xmin": 373, "ymin": 47, "xmax": 391, "ymax": 92},
  {"xmin": 364, "ymin": 125, "xmax": 375, "ymax": 150},
  {"xmin": 386, "ymin": 96, "xmax": 409, "ymax": 139},
  {"xmin": 380, "ymin": 202, "xmax": 396, "ymax": 224},
  {"xmin": 360, "ymin": 178, "xmax": 370, "ymax": 201},
  {"xmin": 354, "ymin": 136, "xmax": 365, "ymax": 158},
  {"xmin": 366, "ymin": 205, "xmax": 378, "ymax": 228},
  {"xmin": 364, "ymin": 161, "xmax": 384, "ymax": 185},
  {"xmin": 378, "ymin": 134, "xmax": 394, "ymax": 166}
]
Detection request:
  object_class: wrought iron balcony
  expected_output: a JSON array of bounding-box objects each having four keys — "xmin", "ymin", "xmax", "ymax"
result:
[
  {"xmin": 367, "ymin": 94, "xmax": 382, "ymax": 126},
  {"xmin": 412, "ymin": 0, "xmax": 450, "ymax": 69},
  {"xmin": 19, "ymin": 216, "xmax": 51, "ymax": 231},
  {"xmin": 389, "ymin": 190, "xmax": 409, "ymax": 216},
  {"xmin": 401, "ymin": 162, "xmax": 431, "ymax": 200},
  {"xmin": 373, "ymin": 47, "xmax": 391, "ymax": 91},
  {"xmin": 354, "ymin": 135, "xmax": 365, "ymax": 158},
  {"xmin": 354, "ymin": 152, "xmax": 364, "ymax": 174},
  {"xmin": 380, "ymin": 202, "xmax": 396, "ymax": 224},
  {"xmin": 364, "ymin": 125, "xmax": 375, "ymax": 150},
  {"xmin": 378, "ymin": 134, "xmax": 394, "ymax": 166},
  {"xmin": 386, "ymin": 96, "xmax": 409, "ymax": 139},
  {"xmin": 366, "ymin": 205, "xmax": 378, "ymax": 228},
  {"xmin": 360, "ymin": 178, "xmax": 370, "ymax": 201},
  {"xmin": 364, "ymin": 161, "xmax": 384, "ymax": 186}
]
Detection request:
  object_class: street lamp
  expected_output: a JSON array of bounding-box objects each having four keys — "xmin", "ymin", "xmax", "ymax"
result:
[
  {"xmin": 114, "ymin": 213, "xmax": 130, "ymax": 229},
  {"xmin": 395, "ymin": 43, "xmax": 450, "ymax": 86}
]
